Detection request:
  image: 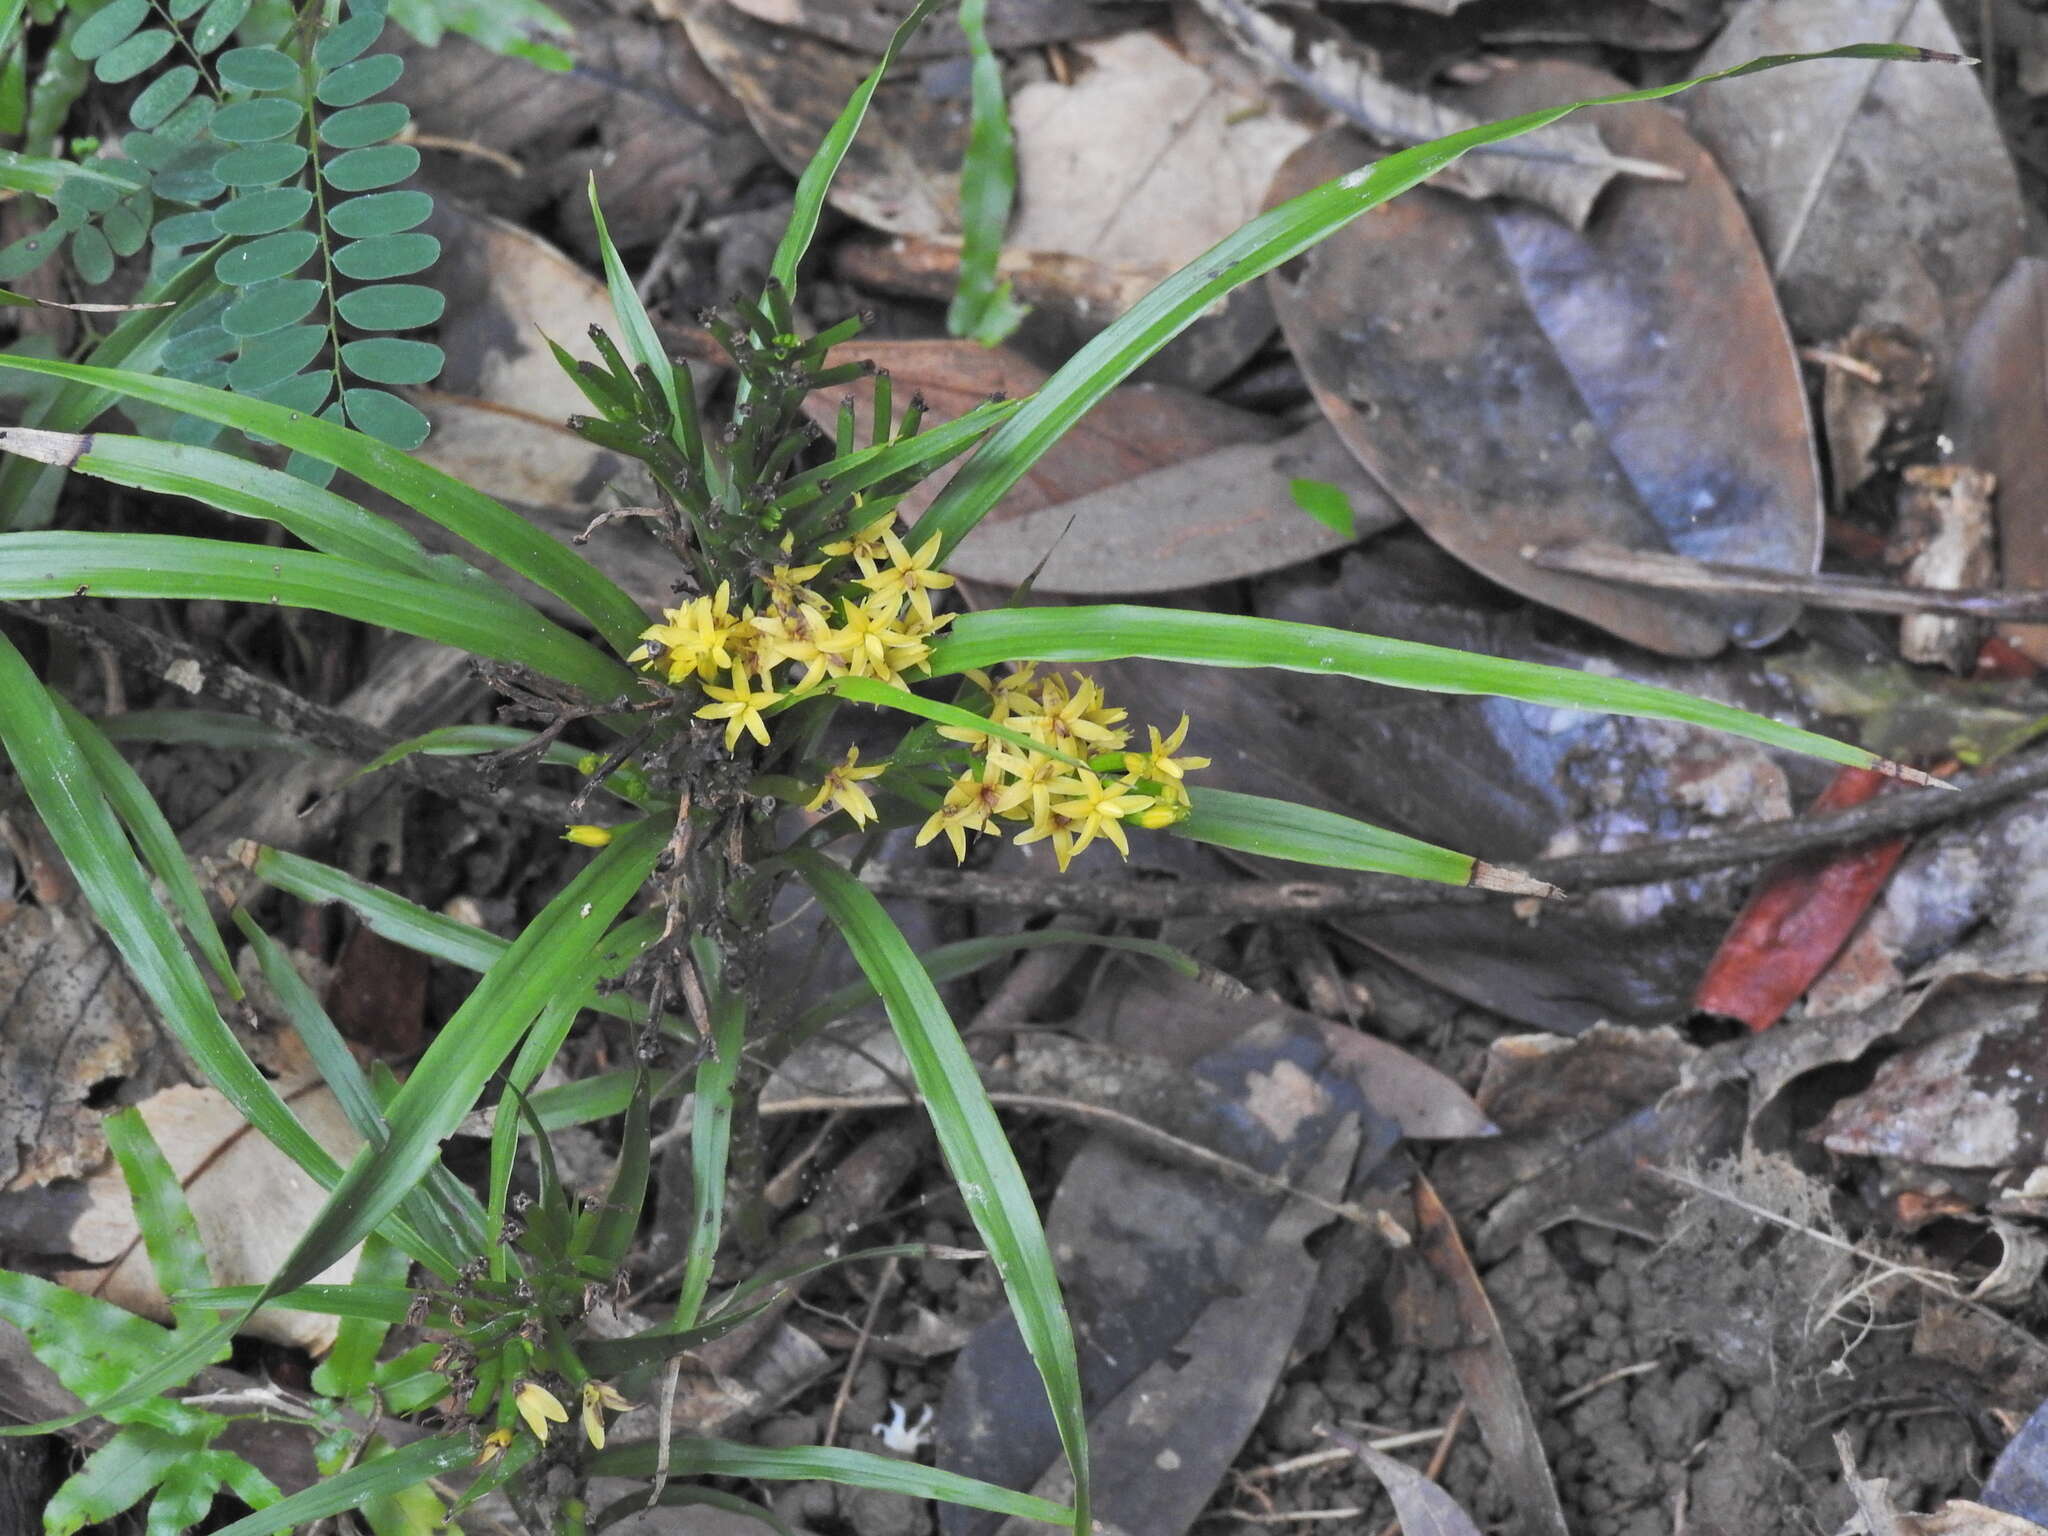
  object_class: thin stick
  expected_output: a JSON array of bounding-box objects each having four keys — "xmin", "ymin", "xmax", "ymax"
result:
[
  {"xmin": 762, "ymin": 1090, "xmax": 1373, "ymax": 1228},
  {"xmin": 859, "ymin": 737, "xmax": 2048, "ymax": 921},
  {"xmin": 823, "ymin": 1256, "xmax": 900, "ymax": 1447},
  {"xmin": 1524, "ymin": 540, "xmax": 2048, "ymax": 621},
  {"xmin": 1368, "ymin": 1401, "xmax": 1467, "ymax": 1536}
]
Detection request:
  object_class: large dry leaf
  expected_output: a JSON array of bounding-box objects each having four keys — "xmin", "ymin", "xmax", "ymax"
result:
[
  {"xmin": 718, "ymin": 0, "xmax": 1146, "ymax": 56},
  {"xmin": 49, "ymin": 1083, "xmax": 364, "ymax": 1352},
  {"xmin": 682, "ymin": 0, "xmax": 967, "ymax": 239},
  {"xmin": 802, "ymin": 339, "xmax": 1395, "ymax": 592},
  {"xmin": 1267, "ymin": 60, "xmax": 1822, "ymax": 657},
  {"xmin": 1946, "ymin": 258, "xmax": 2048, "ymax": 662},
  {"xmin": 1684, "ymin": 0, "xmax": 2023, "ymax": 366},
  {"xmin": 1005, "ymin": 30, "xmax": 1319, "ymax": 296},
  {"xmin": 391, "ymin": 1, "xmax": 756, "ymax": 256},
  {"xmin": 935, "ymin": 994, "xmax": 1393, "ymax": 1536},
  {"xmin": 426, "ymin": 202, "xmax": 623, "ymax": 421}
]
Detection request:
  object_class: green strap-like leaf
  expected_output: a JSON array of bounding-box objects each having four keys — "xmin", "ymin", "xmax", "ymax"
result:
[
  {"xmin": 766, "ymin": 0, "xmax": 945, "ymax": 300},
  {"xmin": 791, "ymin": 849, "xmax": 1090, "ymax": 1534},
  {"xmin": 52, "ymin": 694, "xmax": 238, "ymax": 995},
  {"xmin": 927, "ymin": 605, "xmax": 1887, "ymax": 773},
  {"xmin": 0, "ymin": 247, "xmax": 220, "ymax": 532},
  {"xmin": 0, "ymin": 353, "xmax": 650, "ymax": 652},
  {"xmin": 0, "ymin": 531, "xmax": 637, "ymax": 701},
  {"xmin": 101, "ymin": 1109, "xmax": 215, "ymax": 1329},
  {"xmin": 205, "ymin": 1434, "xmax": 475, "ymax": 1536},
  {"xmin": 588, "ymin": 1435, "xmax": 1072, "ymax": 1528},
  {"xmin": 0, "ymin": 427, "xmax": 468, "ymax": 579},
  {"xmin": 254, "ymin": 818, "xmax": 664, "ymax": 1304},
  {"xmin": 946, "ymin": 0, "xmax": 1027, "ymax": 345},
  {"xmin": 670, "ymin": 936, "xmax": 745, "ymax": 1331},
  {"xmin": 907, "ymin": 41, "xmax": 1963, "ymax": 560},
  {"xmin": 0, "ymin": 632, "xmax": 344, "ymax": 1233},
  {"xmin": 1176, "ymin": 786, "xmax": 1475, "ymax": 884},
  {"xmin": 231, "ymin": 907, "xmax": 481, "ymax": 1263}
]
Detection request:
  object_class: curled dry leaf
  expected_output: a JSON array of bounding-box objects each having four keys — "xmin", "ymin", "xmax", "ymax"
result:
[
  {"xmin": 1692, "ymin": 767, "xmax": 1910, "ymax": 1033},
  {"xmin": 681, "ymin": 0, "xmax": 967, "ymax": 239},
  {"xmin": 717, "ymin": 0, "xmax": 1145, "ymax": 57},
  {"xmin": 1347, "ymin": 1438, "xmax": 1487, "ymax": 1536},
  {"xmin": 1947, "ymin": 258, "xmax": 2048, "ymax": 663},
  {"xmin": 1684, "ymin": 0, "xmax": 2023, "ymax": 366},
  {"xmin": 802, "ymin": 338, "xmax": 1398, "ymax": 592},
  {"xmin": 1193, "ymin": 0, "xmax": 1677, "ymax": 229},
  {"xmin": 1266, "ymin": 60, "xmax": 1821, "ymax": 657},
  {"xmin": 1817, "ymin": 323, "xmax": 1936, "ymax": 499},
  {"xmin": 51, "ymin": 1083, "xmax": 364, "ymax": 1352},
  {"xmin": 1402, "ymin": 1175, "xmax": 1570, "ymax": 1536}
]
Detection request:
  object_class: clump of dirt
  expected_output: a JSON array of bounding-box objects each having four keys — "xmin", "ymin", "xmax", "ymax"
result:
[{"xmin": 1210, "ymin": 1134, "xmax": 1989, "ymax": 1535}]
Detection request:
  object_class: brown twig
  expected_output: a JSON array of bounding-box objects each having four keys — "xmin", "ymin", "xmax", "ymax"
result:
[
  {"xmin": 1524, "ymin": 540, "xmax": 2048, "ymax": 621},
  {"xmin": 822, "ymin": 1255, "xmax": 900, "ymax": 1447},
  {"xmin": 10, "ymin": 603, "xmax": 582, "ymax": 827},
  {"xmin": 860, "ymin": 740, "xmax": 2048, "ymax": 919},
  {"xmin": 1368, "ymin": 1400, "xmax": 1467, "ymax": 1536}
]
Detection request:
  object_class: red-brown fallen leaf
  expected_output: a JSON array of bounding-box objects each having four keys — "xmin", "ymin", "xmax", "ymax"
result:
[
  {"xmin": 1693, "ymin": 767, "xmax": 1910, "ymax": 1032},
  {"xmin": 1976, "ymin": 636, "xmax": 2042, "ymax": 682}
]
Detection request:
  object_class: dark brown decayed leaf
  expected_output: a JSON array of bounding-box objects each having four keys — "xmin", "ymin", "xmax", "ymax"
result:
[
  {"xmin": 1684, "ymin": 0, "xmax": 2023, "ymax": 366},
  {"xmin": 1266, "ymin": 60, "xmax": 1821, "ymax": 657},
  {"xmin": 1947, "ymin": 259, "xmax": 2048, "ymax": 662}
]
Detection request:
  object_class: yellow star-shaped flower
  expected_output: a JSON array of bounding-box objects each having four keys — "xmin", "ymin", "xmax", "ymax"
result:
[
  {"xmin": 1042, "ymin": 769, "xmax": 1154, "ymax": 866},
  {"xmin": 696, "ymin": 672, "xmax": 782, "ymax": 749},
  {"xmin": 805, "ymin": 746, "xmax": 888, "ymax": 828},
  {"xmin": 859, "ymin": 531, "xmax": 957, "ymax": 627}
]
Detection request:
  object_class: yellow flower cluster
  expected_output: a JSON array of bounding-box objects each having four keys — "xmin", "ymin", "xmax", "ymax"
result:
[
  {"xmin": 918, "ymin": 665, "xmax": 1210, "ymax": 871},
  {"xmin": 632, "ymin": 512, "xmax": 957, "ymax": 750}
]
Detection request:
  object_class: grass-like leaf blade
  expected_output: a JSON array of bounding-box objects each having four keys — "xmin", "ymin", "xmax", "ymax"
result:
[
  {"xmin": 766, "ymin": 0, "xmax": 944, "ymax": 299},
  {"xmin": 928, "ymin": 606, "xmax": 1887, "ymax": 773},
  {"xmin": 0, "ymin": 532, "xmax": 637, "ymax": 700},
  {"xmin": 0, "ymin": 354, "xmax": 649, "ymax": 653},
  {"xmin": 588, "ymin": 1436, "xmax": 1072, "ymax": 1527},
  {"xmin": 101, "ymin": 1109, "xmax": 214, "ymax": 1327},
  {"xmin": 252, "ymin": 818, "xmax": 664, "ymax": 1302},
  {"xmin": 792, "ymin": 849, "xmax": 1089, "ymax": 1534},
  {"xmin": 53, "ymin": 694, "xmax": 237, "ymax": 994},
  {"xmin": 1177, "ymin": 787, "xmax": 1475, "ymax": 884},
  {"xmin": 206, "ymin": 1435, "xmax": 474, "ymax": 1536}
]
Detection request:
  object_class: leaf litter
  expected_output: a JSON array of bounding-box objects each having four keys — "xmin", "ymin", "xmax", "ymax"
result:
[{"xmin": 18, "ymin": 2, "xmax": 2048, "ymax": 1533}]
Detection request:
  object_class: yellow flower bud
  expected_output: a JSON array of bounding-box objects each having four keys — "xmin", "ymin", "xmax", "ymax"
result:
[
  {"xmin": 474, "ymin": 1427, "xmax": 514, "ymax": 1466},
  {"xmin": 562, "ymin": 824, "xmax": 614, "ymax": 848}
]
